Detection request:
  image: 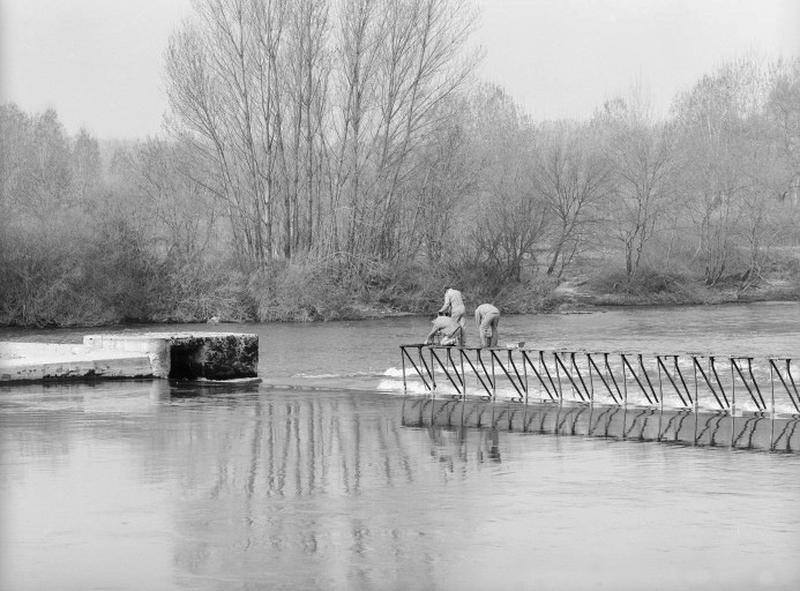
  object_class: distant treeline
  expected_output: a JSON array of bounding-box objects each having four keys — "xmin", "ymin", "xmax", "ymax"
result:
[{"xmin": 1, "ymin": 0, "xmax": 799, "ymax": 326}]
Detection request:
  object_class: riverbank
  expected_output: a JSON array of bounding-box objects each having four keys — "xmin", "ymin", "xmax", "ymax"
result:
[
  {"xmin": 1, "ymin": 261, "xmax": 798, "ymax": 328},
  {"xmin": 548, "ymin": 277, "xmax": 800, "ymax": 311},
  {"xmin": 3, "ymin": 286, "xmax": 798, "ymax": 331}
]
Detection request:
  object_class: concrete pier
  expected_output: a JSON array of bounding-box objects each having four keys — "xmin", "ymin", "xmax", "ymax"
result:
[{"xmin": 0, "ymin": 332, "xmax": 259, "ymax": 383}]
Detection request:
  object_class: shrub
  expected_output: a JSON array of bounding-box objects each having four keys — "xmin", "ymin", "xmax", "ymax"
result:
[
  {"xmin": 493, "ymin": 276, "xmax": 560, "ymax": 313},
  {"xmin": 247, "ymin": 258, "xmax": 358, "ymax": 322},
  {"xmin": 0, "ymin": 218, "xmax": 108, "ymax": 326}
]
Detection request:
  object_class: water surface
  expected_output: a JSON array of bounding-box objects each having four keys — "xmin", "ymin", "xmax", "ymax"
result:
[{"xmin": 2, "ymin": 303, "xmax": 799, "ymax": 590}]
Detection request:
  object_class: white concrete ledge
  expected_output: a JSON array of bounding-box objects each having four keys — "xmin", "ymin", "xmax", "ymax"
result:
[{"xmin": 0, "ymin": 342, "xmax": 153, "ymax": 382}]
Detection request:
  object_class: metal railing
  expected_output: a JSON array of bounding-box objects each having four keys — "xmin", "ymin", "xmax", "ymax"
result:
[{"xmin": 400, "ymin": 345, "xmax": 800, "ymax": 417}]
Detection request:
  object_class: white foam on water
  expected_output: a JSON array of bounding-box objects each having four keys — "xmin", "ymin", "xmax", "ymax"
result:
[
  {"xmin": 292, "ymin": 372, "xmax": 343, "ymax": 379},
  {"xmin": 293, "ymin": 370, "xmax": 391, "ymax": 380},
  {"xmin": 376, "ymin": 378, "xmax": 430, "ymax": 395},
  {"xmin": 381, "ymin": 360, "xmax": 800, "ymax": 414}
]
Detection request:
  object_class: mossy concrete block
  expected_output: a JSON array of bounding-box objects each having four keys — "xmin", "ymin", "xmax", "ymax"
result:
[{"xmin": 168, "ymin": 334, "xmax": 259, "ymax": 380}]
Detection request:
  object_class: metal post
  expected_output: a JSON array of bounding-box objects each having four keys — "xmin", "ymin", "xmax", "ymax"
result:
[
  {"xmin": 554, "ymin": 353, "xmax": 562, "ymax": 405},
  {"xmin": 693, "ymin": 357, "xmax": 699, "ymax": 446},
  {"xmin": 622, "ymin": 354, "xmax": 628, "ymax": 406},
  {"xmin": 730, "ymin": 359, "xmax": 736, "ymax": 448},
  {"xmin": 460, "ymin": 349, "xmax": 466, "ymax": 401},
  {"xmin": 539, "ymin": 352, "xmax": 545, "ymax": 402},
  {"xmin": 430, "ymin": 347, "xmax": 437, "ymax": 392},
  {"xmin": 430, "ymin": 348, "xmax": 437, "ymax": 425},
  {"xmin": 657, "ymin": 358, "xmax": 664, "ymax": 441},
  {"xmin": 588, "ymin": 354, "xmax": 595, "ymax": 405},
  {"xmin": 770, "ymin": 362, "xmax": 776, "ymax": 451},
  {"xmin": 786, "ymin": 358, "xmax": 800, "ymax": 413},
  {"xmin": 491, "ymin": 349, "xmax": 496, "ymax": 400},
  {"xmin": 710, "ymin": 356, "xmax": 730, "ymax": 409},
  {"xmin": 401, "ymin": 347, "xmax": 407, "ymax": 394},
  {"xmin": 523, "ymin": 349, "xmax": 529, "ymax": 404}
]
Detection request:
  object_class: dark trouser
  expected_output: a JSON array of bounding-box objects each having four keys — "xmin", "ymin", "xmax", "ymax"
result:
[{"xmin": 478, "ymin": 311, "xmax": 499, "ymax": 347}]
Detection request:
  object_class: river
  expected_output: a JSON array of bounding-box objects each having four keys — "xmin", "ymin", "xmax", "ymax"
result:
[{"xmin": 1, "ymin": 303, "xmax": 799, "ymax": 590}]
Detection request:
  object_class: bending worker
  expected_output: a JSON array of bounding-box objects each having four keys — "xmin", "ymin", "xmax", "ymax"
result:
[
  {"xmin": 438, "ymin": 287, "xmax": 466, "ymax": 345},
  {"xmin": 474, "ymin": 303, "xmax": 500, "ymax": 348},
  {"xmin": 425, "ymin": 314, "xmax": 463, "ymax": 346}
]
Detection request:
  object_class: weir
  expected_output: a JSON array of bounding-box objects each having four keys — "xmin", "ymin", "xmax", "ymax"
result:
[{"xmin": 399, "ymin": 344, "xmax": 800, "ymax": 452}]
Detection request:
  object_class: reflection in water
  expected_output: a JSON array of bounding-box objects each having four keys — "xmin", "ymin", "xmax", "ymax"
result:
[
  {"xmin": 401, "ymin": 394, "xmax": 800, "ymax": 453},
  {"xmin": 164, "ymin": 390, "xmax": 451, "ymax": 589},
  {"xmin": 3, "ymin": 382, "xmax": 800, "ymax": 590}
]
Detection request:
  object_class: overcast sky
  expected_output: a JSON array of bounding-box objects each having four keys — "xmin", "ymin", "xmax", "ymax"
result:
[{"xmin": 2, "ymin": 0, "xmax": 798, "ymax": 139}]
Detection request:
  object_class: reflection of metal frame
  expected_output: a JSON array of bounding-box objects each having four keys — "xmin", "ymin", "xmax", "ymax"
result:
[
  {"xmin": 400, "ymin": 396, "xmax": 799, "ymax": 452},
  {"xmin": 624, "ymin": 407, "xmax": 657, "ymax": 440},
  {"xmin": 772, "ymin": 418, "xmax": 800, "ymax": 451}
]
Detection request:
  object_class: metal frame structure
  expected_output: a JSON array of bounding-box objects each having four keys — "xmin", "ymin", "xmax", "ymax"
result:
[
  {"xmin": 400, "ymin": 344, "xmax": 800, "ymax": 452},
  {"xmin": 400, "ymin": 345, "xmax": 800, "ymax": 417}
]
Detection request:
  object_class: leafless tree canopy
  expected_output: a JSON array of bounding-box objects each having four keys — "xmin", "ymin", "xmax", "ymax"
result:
[{"xmin": 164, "ymin": 0, "xmax": 479, "ymax": 267}]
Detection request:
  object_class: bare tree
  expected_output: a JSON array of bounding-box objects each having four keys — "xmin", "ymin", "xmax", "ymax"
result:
[
  {"xmin": 368, "ymin": 0, "xmax": 478, "ymax": 260},
  {"xmin": 532, "ymin": 121, "xmax": 611, "ymax": 278},
  {"xmin": 165, "ymin": 0, "xmax": 287, "ymax": 266},
  {"xmin": 673, "ymin": 57, "xmax": 783, "ymax": 286},
  {"xmin": 459, "ymin": 85, "xmax": 547, "ymax": 284},
  {"xmin": 768, "ymin": 57, "xmax": 800, "ymax": 215},
  {"xmin": 596, "ymin": 96, "xmax": 676, "ymax": 280},
  {"xmin": 110, "ymin": 139, "xmax": 218, "ymax": 266},
  {"xmin": 165, "ymin": 0, "xmax": 477, "ymax": 270},
  {"xmin": 403, "ymin": 105, "xmax": 475, "ymax": 264}
]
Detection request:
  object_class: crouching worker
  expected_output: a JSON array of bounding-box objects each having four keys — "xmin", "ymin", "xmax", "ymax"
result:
[
  {"xmin": 474, "ymin": 303, "xmax": 500, "ymax": 348},
  {"xmin": 425, "ymin": 313, "xmax": 463, "ymax": 346}
]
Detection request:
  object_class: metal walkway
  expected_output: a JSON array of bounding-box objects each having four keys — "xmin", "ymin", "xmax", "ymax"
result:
[{"xmin": 399, "ymin": 344, "xmax": 800, "ymax": 451}]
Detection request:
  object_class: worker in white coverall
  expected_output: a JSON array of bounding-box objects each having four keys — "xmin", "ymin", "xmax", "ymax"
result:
[
  {"xmin": 474, "ymin": 303, "xmax": 500, "ymax": 348},
  {"xmin": 424, "ymin": 315, "xmax": 463, "ymax": 346},
  {"xmin": 438, "ymin": 288, "xmax": 466, "ymax": 346}
]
